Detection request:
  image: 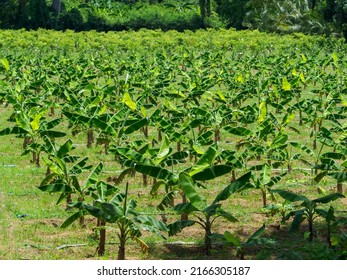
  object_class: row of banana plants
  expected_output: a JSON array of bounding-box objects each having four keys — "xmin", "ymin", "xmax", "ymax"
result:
[
  {"xmin": 1, "ymin": 41, "xmax": 345, "ymax": 189},
  {"xmin": 0, "ymin": 30, "xmax": 346, "ymax": 259}
]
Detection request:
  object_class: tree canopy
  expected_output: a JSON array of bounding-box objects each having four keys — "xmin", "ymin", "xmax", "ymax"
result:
[{"xmin": 0, "ymin": 0, "xmax": 346, "ymax": 39}]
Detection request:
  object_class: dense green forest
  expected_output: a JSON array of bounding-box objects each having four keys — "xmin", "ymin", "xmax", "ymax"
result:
[{"xmin": 0, "ymin": 0, "xmax": 347, "ymax": 38}]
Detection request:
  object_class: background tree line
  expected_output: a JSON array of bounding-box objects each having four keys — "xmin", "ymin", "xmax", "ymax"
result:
[{"xmin": 0, "ymin": 0, "xmax": 346, "ymax": 38}]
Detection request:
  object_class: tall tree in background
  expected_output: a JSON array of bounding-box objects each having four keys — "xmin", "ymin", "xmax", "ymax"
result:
[
  {"xmin": 199, "ymin": 0, "xmax": 206, "ymax": 19},
  {"xmin": 309, "ymin": 0, "xmax": 317, "ymax": 10},
  {"xmin": 52, "ymin": 0, "xmax": 61, "ymax": 13},
  {"xmin": 22, "ymin": 0, "xmax": 50, "ymax": 29},
  {"xmin": 216, "ymin": 0, "xmax": 249, "ymax": 29},
  {"xmin": 243, "ymin": 0, "xmax": 328, "ymax": 34},
  {"xmin": 324, "ymin": 0, "xmax": 336, "ymax": 20},
  {"xmin": 199, "ymin": 0, "xmax": 212, "ymax": 20},
  {"xmin": 206, "ymin": 0, "xmax": 211, "ymax": 16}
]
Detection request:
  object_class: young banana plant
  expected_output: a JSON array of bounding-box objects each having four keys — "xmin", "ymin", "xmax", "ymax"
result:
[
  {"xmin": 273, "ymin": 189, "xmax": 345, "ymax": 242},
  {"xmin": 211, "ymin": 224, "xmax": 274, "ymax": 259},
  {"xmin": 250, "ymin": 162, "xmax": 287, "ymax": 207},
  {"xmin": 314, "ymin": 151, "xmax": 347, "ymax": 194},
  {"xmin": 0, "ymin": 106, "xmax": 66, "ymax": 167},
  {"xmin": 168, "ymin": 171, "xmax": 252, "ymax": 255},
  {"xmin": 67, "ymin": 182, "xmax": 168, "ymax": 259},
  {"xmin": 61, "ymin": 175, "xmax": 120, "ymax": 257},
  {"xmin": 38, "ymin": 139, "xmax": 92, "ymax": 207}
]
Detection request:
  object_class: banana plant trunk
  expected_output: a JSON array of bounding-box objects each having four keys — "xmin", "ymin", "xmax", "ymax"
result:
[
  {"xmin": 87, "ymin": 128, "xmax": 94, "ymax": 148},
  {"xmin": 143, "ymin": 174, "xmax": 148, "ymax": 186},
  {"xmin": 45, "ymin": 166, "xmax": 51, "ymax": 177},
  {"xmin": 97, "ymin": 219, "xmax": 107, "ymax": 256},
  {"xmin": 308, "ymin": 218, "xmax": 314, "ymax": 242},
  {"xmin": 214, "ymin": 128, "xmax": 220, "ymax": 142},
  {"xmin": 204, "ymin": 218, "xmax": 212, "ymax": 255},
  {"xmin": 118, "ymin": 182, "xmax": 129, "ymax": 260},
  {"xmin": 50, "ymin": 106, "xmax": 55, "ymax": 116},
  {"xmin": 181, "ymin": 193, "xmax": 189, "ymax": 221},
  {"xmin": 287, "ymin": 163, "xmax": 292, "ymax": 174},
  {"xmin": 103, "ymin": 140, "xmax": 109, "ymax": 155},
  {"xmin": 231, "ymin": 170, "xmax": 236, "ymax": 182},
  {"xmin": 23, "ymin": 137, "xmax": 31, "ymax": 149},
  {"xmin": 337, "ymin": 181, "xmax": 343, "ymax": 194},
  {"xmin": 143, "ymin": 126, "xmax": 148, "ymax": 138},
  {"xmin": 66, "ymin": 194, "xmax": 72, "ymax": 209},
  {"xmin": 118, "ymin": 230, "xmax": 127, "ymax": 260},
  {"xmin": 313, "ymin": 123, "xmax": 317, "ymax": 150},
  {"xmin": 32, "ymin": 151, "xmax": 40, "ymax": 167},
  {"xmin": 118, "ymin": 244, "xmax": 126, "ymax": 260},
  {"xmin": 261, "ymin": 188, "xmax": 267, "ymax": 207},
  {"xmin": 78, "ymin": 197, "xmax": 85, "ymax": 227}
]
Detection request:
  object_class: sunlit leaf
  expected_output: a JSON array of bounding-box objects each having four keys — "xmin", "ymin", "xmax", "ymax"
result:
[
  {"xmin": 122, "ymin": 92, "xmax": 137, "ymax": 111},
  {"xmin": 189, "ymin": 144, "xmax": 217, "ymax": 176},
  {"xmin": 282, "ymin": 77, "xmax": 291, "ymax": 91},
  {"xmin": 0, "ymin": 58, "xmax": 9, "ymax": 71},
  {"xmin": 258, "ymin": 101, "xmax": 267, "ymax": 123},
  {"xmin": 168, "ymin": 220, "xmax": 195, "ymax": 236},
  {"xmin": 179, "ymin": 172, "xmax": 206, "ymax": 211},
  {"xmin": 213, "ymin": 172, "xmax": 252, "ymax": 204}
]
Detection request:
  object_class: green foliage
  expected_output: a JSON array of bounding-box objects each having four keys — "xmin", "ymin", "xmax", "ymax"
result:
[
  {"xmin": 333, "ymin": 0, "xmax": 347, "ymax": 38},
  {"xmin": 216, "ymin": 0, "xmax": 249, "ymax": 29},
  {"xmin": 0, "ymin": 28, "xmax": 346, "ymax": 260},
  {"xmin": 212, "ymin": 224, "xmax": 275, "ymax": 259},
  {"xmin": 57, "ymin": 8, "xmax": 84, "ymax": 31},
  {"xmin": 244, "ymin": 0, "xmax": 329, "ymax": 35},
  {"xmin": 0, "ymin": 0, "xmax": 18, "ymax": 28},
  {"xmin": 0, "ymin": 0, "xmax": 347, "ymax": 36},
  {"xmin": 168, "ymin": 171, "xmax": 252, "ymax": 255},
  {"xmin": 274, "ymin": 189, "xmax": 345, "ymax": 242},
  {"xmin": 66, "ymin": 182, "xmax": 168, "ymax": 259}
]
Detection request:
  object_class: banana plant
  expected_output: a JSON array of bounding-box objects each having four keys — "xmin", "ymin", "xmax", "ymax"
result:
[
  {"xmin": 219, "ymin": 149, "xmax": 246, "ymax": 182},
  {"xmin": 168, "ymin": 171, "xmax": 252, "ymax": 255},
  {"xmin": 189, "ymin": 104, "xmax": 233, "ymax": 143},
  {"xmin": 38, "ymin": 139, "xmax": 92, "ymax": 207},
  {"xmin": 62, "ymin": 92, "xmax": 108, "ymax": 148},
  {"xmin": 93, "ymin": 105, "xmax": 150, "ymax": 154},
  {"xmin": 154, "ymin": 105, "xmax": 191, "ymax": 154},
  {"xmin": 232, "ymin": 109, "xmax": 295, "ymax": 169},
  {"xmin": 61, "ymin": 174, "xmax": 120, "ymax": 257},
  {"xmin": 273, "ymin": 189, "xmax": 345, "ymax": 242},
  {"xmin": 235, "ymin": 113, "xmax": 280, "ymax": 164},
  {"xmin": 289, "ymin": 128, "xmax": 332, "ymax": 176},
  {"xmin": 263, "ymin": 199, "xmax": 295, "ymax": 229},
  {"xmin": 301, "ymin": 95, "xmax": 340, "ymax": 150},
  {"xmin": 0, "ymin": 106, "xmax": 66, "ymax": 167},
  {"xmin": 40, "ymin": 142, "xmax": 120, "ymax": 255},
  {"xmin": 314, "ymin": 153, "xmax": 347, "ymax": 194},
  {"xmin": 250, "ymin": 163, "xmax": 287, "ymax": 207},
  {"xmin": 110, "ymin": 135, "xmax": 187, "ymax": 210},
  {"xmin": 211, "ymin": 224, "xmax": 274, "ymax": 260},
  {"xmin": 60, "ymin": 162, "xmax": 117, "ymax": 227},
  {"xmin": 284, "ymin": 141, "xmax": 315, "ymax": 173},
  {"xmin": 319, "ymin": 206, "xmax": 337, "ymax": 248},
  {"xmin": 70, "ymin": 182, "xmax": 168, "ymax": 259}
]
